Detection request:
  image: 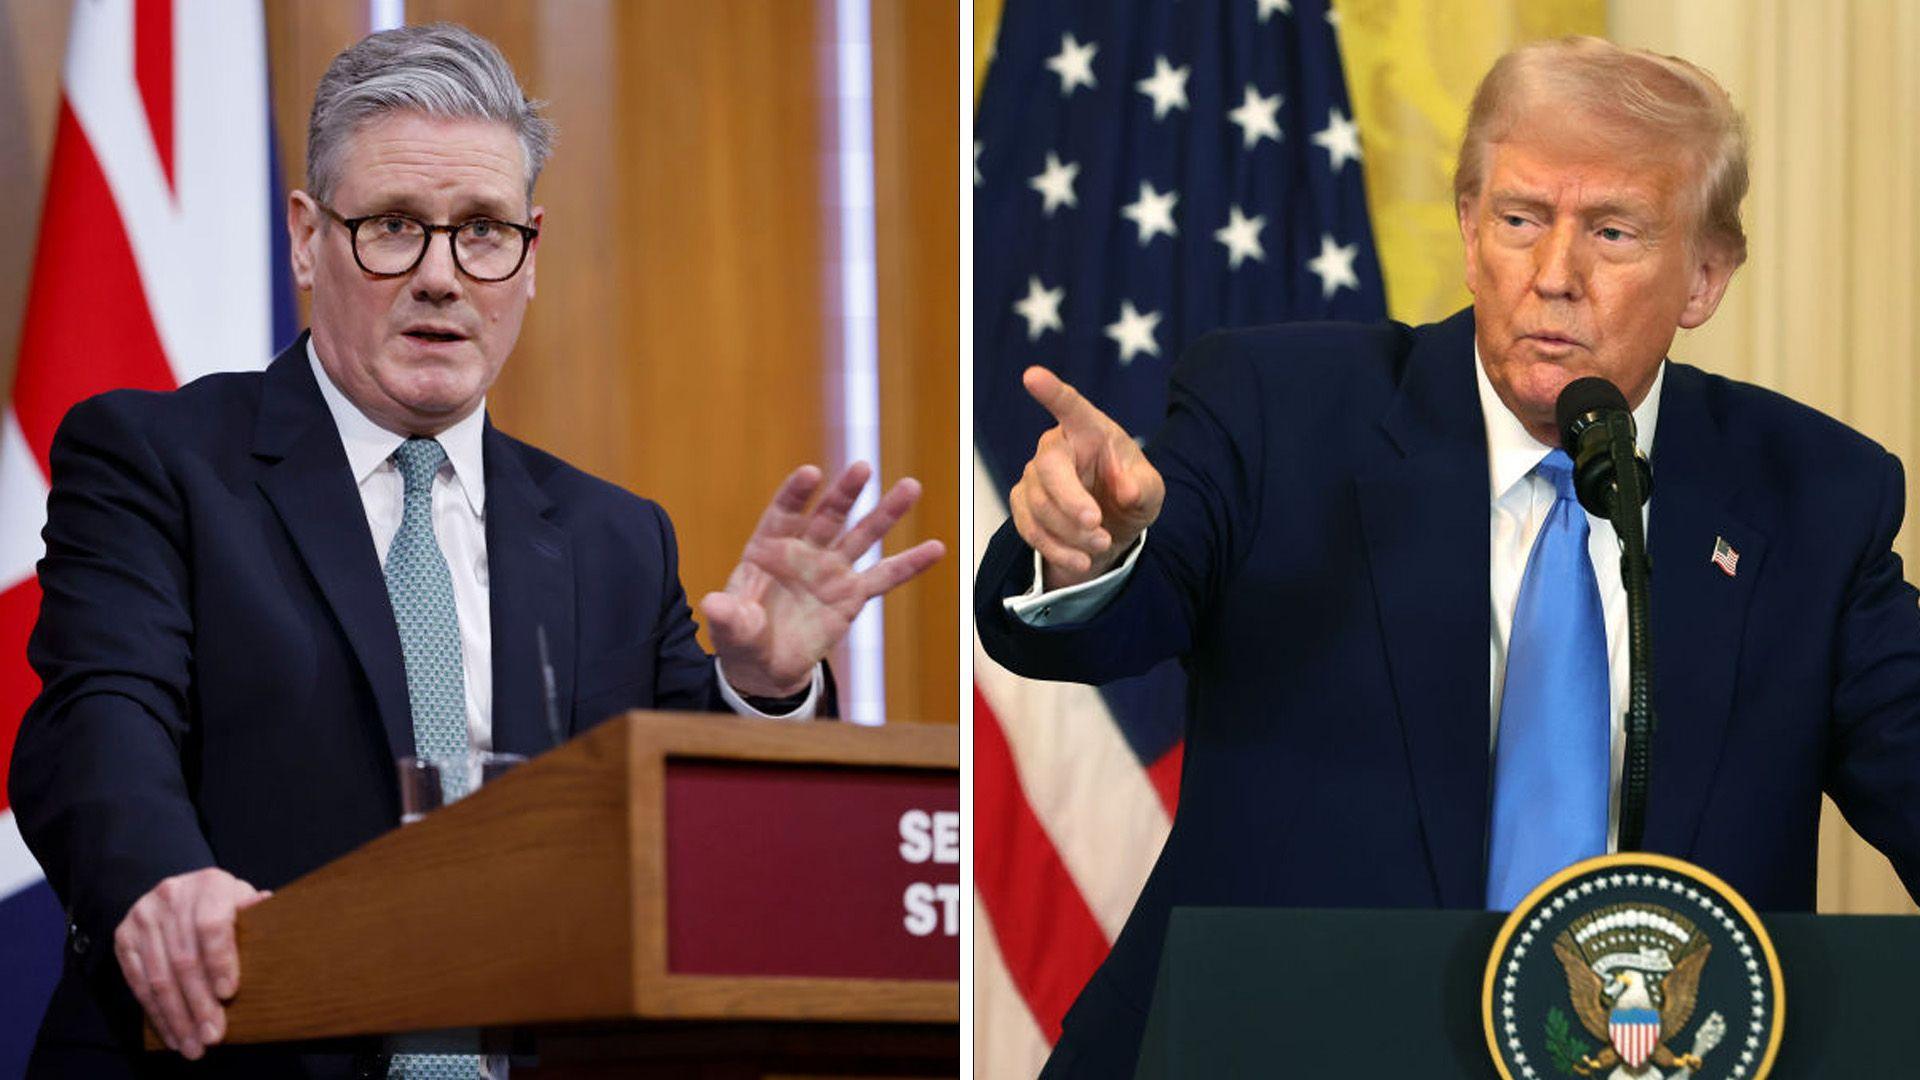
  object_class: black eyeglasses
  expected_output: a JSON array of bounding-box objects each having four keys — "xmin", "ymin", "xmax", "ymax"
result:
[{"xmin": 322, "ymin": 205, "xmax": 538, "ymax": 282}]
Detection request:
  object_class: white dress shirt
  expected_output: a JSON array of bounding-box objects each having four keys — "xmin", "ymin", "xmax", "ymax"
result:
[
  {"xmin": 306, "ymin": 339, "xmax": 817, "ymax": 745},
  {"xmin": 1008, "ymin": 349, "xmax": 1663, "ymax": 849}
]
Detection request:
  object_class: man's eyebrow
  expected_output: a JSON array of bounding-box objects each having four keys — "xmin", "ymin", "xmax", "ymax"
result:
[
  {"xmin": 1486, "ymin": 189, "xmax": 1555, "ymax": 213},
  {"xmin": 351, "ymin": 193, "xmax": 522, "ymax": 220},
  {"xmin": 1580, "ymin": 197, "xmax": 1660, "ymax": 224},
  {"xmin": 1486, "ymin": 189, "xmax": 1660, "ymax": 224}
]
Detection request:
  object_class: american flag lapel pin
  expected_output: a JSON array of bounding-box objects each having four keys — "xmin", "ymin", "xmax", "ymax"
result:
[{"xmin": 1711, "ymin": 536, "xmax": 1740, "ymax": 577}]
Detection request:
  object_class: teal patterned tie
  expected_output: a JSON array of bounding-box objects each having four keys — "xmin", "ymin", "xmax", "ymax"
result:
[
  {"xmin": 384, "ymin": 438, "xmax": 483, "ymax": 1080},
  {"xmin": 386, "ymin": 437, "xmax": 472, "ymax": 776}
]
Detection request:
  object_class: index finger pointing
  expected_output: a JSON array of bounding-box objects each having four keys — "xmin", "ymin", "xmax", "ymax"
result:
[{"xmin": 1022, "ymin": 366, "xmax": 1112, "ymax": 438}]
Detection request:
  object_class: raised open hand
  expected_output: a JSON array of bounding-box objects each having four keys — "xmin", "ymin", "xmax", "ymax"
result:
[
  {"xmin": 1010, "ymin": 366, "xmax": 1165, "ymax": 589},
  {"xmin": 700, "ymin": 463, "xmax": 944, "ymax": 699}
]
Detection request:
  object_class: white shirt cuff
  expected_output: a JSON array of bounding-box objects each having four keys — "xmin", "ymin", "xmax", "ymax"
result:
[
  {"xmin": 1003, "ymin": 531, "xmax": 1147, "ymax": 627},
  {"xmin": 714, "ymin": 657, "xmax": 823, "ymax": 720}
]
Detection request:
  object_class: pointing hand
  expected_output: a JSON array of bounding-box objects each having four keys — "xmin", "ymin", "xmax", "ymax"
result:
[{"xmin": 1009, "ymin": 366, "xmax": 1164, "ymax": 589}]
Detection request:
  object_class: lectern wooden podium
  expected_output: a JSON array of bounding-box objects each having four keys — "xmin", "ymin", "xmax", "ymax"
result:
[{"xmin": 205, "ymin": 712, "xmax": 959, "ymax": 1076}]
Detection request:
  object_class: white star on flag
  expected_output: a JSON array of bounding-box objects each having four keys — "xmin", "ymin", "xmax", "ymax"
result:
[
  {"xmin": 1228, "ymin": 84, "xmax": 1284, "ymax": 150},
  {"xmin": 1306, "ymin": 233, "xmax": 1361, "ymax": 298},
  {"xmin": 1120, "ymin": 181, "xmax": 1179, "ymax": 245},
  {"xmin": 1046, "ymin": 32, "xmax": 1098, "ymax": 96},
  {"xmin": 1311, "ymin": 107, "xmax": 1362, "ymax": 173},
  {"xmin": 1012, "ymin": 276, "xmax": 1066, "ymax": 340},
  {"xmin": 1105, "ymin": 301, "xmax": 1163, "ymax": 364},
  {"xmin": 1135, "ymin": 55, "xmax": 1191, "ymax": 120},
  {"xmin": 1029, "ymin": 151, "xmax": 1081, "ymax": 216},
  {"xmin": 1214, "ymin": 205, "xmax": 1268, "ymax": 269},
  {"xmin": 1256, "ymin": 0, "xmax": 1292, "ymax": 21}
]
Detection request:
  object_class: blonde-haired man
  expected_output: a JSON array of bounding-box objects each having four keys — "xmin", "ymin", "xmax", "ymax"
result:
[{"xmin": 977, "ymin": 37, "xmax": 1919, "ymax": 1077}]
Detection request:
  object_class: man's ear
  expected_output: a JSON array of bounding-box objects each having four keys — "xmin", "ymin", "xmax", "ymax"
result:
[
  {"xmin": 1458, "ymin": 194, "xmax": 1483, "ymax": 296},
  {"xmin": 522, "ymin": 205, "xmax": 544, "ymax": 301},
  {"xmin": 288, "ymin": 190, "xmax": 320, "ymax": 291},
  {"xmin": 1678, "ymin": 241, "xmax": 1739, "ymax": 330}
]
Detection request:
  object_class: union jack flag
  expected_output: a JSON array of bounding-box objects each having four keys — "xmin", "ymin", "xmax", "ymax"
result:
[
  {"xmin": 973, "ymin": 0, "xmax": 1384, "ymax": 1070},
  {"xmin": 0, "ymin": 1, "xmax": 293, "ymax": 1065}
]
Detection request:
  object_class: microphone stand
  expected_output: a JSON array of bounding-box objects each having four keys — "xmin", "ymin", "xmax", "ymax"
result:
[{"xmin": 1604, "ymin": 414, "xmax": 1654, "ymax": 851}]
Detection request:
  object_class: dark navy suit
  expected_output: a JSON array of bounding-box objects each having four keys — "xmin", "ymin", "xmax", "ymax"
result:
[
  {"xmin": 976, "ymin": 309, "xmax": 1920, "ymax": 1076},
  {"xmin": 10, "ymin": 336, "xmax": 768, "ymax": 1076}
]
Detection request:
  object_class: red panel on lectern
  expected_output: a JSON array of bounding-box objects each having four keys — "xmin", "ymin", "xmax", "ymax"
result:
[{"xmin": 663, "ymin": 759, "xmax": 960, "ymax": 980}]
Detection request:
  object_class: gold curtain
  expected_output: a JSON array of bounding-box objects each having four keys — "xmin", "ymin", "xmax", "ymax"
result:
[
  {"xmin": 1611, "ymin": 0, "xmax": 1920, "ymax": 915},
  {"xmin": 1336, "ymin": 0, "xmax": 1605, "ymax": 323}
]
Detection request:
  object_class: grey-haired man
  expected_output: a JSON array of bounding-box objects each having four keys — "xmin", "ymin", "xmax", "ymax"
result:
[{"xmin": 10, "ymin": 24, "xmax": 940, "ymax": 1077}]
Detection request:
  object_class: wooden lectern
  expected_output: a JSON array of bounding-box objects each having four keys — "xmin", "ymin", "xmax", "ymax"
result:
[{"xmin": 209, "ymin": 712, "xmax": 959, "ymax": 1077}]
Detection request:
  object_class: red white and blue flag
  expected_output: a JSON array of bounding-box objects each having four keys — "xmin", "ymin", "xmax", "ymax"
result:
[
  {"xmin": 973, "ymin": 0, "xmax": 1384, "ymax": 1071},
  {"xmin": 0, "ymin": 0, "xmax": 292, "ymax": 1067}
]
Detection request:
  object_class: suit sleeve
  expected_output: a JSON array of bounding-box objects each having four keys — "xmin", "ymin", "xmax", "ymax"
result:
[
  {"xmin": 634, "ymin": 500, "xmax": 730, "ymax": 713},
  {"xmin": 1825, "ymin": 449, "xmax": 1920, "ymax": 902},
  {"xmin": 975, "ymin": 332, "xmax": 1266, "ymax": 684},
  {"xmin": 8, "ymin": 394, "xmax": 218, "ymax": 955}
]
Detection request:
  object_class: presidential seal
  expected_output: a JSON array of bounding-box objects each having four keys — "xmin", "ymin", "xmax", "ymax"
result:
[{"xmin": 1483, "ymin": 854, "xmax": 1785, "ymax": 1080}]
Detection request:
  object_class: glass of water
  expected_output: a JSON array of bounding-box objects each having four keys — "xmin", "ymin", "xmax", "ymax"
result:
[{"xmin": 396, "ymin": 751, "xmax": 526, "ymax": 824}]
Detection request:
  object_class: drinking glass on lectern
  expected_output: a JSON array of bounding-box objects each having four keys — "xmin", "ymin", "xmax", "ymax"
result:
[{"xmin": 396, "ymin": 751, "xmax": 526, "ymax": 824}]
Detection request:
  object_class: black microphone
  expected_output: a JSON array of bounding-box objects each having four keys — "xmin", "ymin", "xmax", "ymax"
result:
[
  {"xmin": 1553, "ymin": 376, "xmax": 1657, "ymax": 851},
  {"xmin": 1555, "ymin": 377, "xmax": 1651, "ymax": 519}
]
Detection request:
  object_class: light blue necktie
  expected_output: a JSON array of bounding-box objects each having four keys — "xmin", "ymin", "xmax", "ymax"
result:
[
  {"xmin": 1485, "ymin": 449, "xmax": 1610, "ymax": 910},
  {"xmin": 384, "ymin": 438, "xmax": 482, "ymax": 1080}
]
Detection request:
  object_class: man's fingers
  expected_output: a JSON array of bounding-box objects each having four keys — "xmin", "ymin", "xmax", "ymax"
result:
[
  {"xmin": 802, "ymin": 462, "xmax": 873, "ymax": 545},
  {"xmin": 699, "ymin": 591, "xmax": 766, "ymax": 651},
  {"xmin": 116, "ymin": 936, "xmax": 172, "ymax": 1052},
  {"xmin": 196, "ymin": 893, "xmax": 242, "ymax": 1005},
  {"xmin": 134, "ymin": 911, "xmax": 196, "ymax": 1057},
  {"xmin": 857, "ymin": 540, "xmax": 945, "ymax": 598},
  {"xmin": 1031, "ymin": 443, "xmax": 1103, "ymax": 532},
  {"xmin": 1009, "ymin": 491, "xmax": 1094, "ymax": 574},
  {"xmin": 1020, "ymin": 478, "xmax": 1111, "ymax": 556},
  {"xmin": 1022, "ymin": 366, "xmax": 1115, "ymax": 441},
  {"xmin": 165, "ymin": 900, "xmax": 224, "ymax": 1052},
  {"xmin": 750, "ymin": 465, "xmax": 826, "ymax": 541},
  {"xmin": 831, "ymin": 477, "xmax": 922, "ymax": 560}
]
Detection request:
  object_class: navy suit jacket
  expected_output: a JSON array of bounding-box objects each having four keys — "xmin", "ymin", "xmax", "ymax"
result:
[
  {"xmin": 10, "ymin": 336, "xmax": 800, "ymax": 1076},
  {"xmin": 976, "ymin": 309, "xmax": 1920, "ymax": 1076}
]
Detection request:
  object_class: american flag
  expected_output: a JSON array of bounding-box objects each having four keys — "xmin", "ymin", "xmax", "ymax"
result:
[
  {"xmin": 1711, "ymin": 535, "xmax": 1739, "ymax": 577},
  {"xmin": 0, "ymin": 1, "xmax": 292, "ymax": 1065},
  {"xmin": 973, "ymin": 0, "xmax": 1385, "ymax": 1069}
]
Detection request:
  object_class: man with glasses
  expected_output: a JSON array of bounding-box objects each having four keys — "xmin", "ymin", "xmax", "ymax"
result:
[{"xmin": 9, "ymin": 24, "xmax": 941, "ymax": 1077}]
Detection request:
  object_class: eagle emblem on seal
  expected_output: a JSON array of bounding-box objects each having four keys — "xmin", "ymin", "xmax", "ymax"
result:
[{"xmin": 1550, "ymin": 902, "xmax": 1728, "ymax": 1078}]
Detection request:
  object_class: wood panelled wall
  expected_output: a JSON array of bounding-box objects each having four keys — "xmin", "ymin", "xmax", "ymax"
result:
[
  {"xmin": 0, "ymin": 1, "xmax": 955, "ymax": 723},
  {"xmin": 872, "ymin": 2, "xmax": 960, "ymax": 729}
]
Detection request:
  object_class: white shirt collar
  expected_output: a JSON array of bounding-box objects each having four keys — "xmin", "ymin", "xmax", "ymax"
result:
[
  {"xmin": 306, "ymin": 335, "xmax": 488, "ymax": 516},
  {"xmin": 1475, "ymin": 343, "xmax": 1663, "ymax": 503}
]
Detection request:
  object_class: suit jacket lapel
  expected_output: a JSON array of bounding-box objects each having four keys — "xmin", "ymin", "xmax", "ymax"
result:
[
  {"xmin": 483, "ymin": 425, "xmax": 575, "ymax": 757},
  {"xmin": 1353, "ymin": 309, "xmax": 1493, "ymax": 908},
  {"xmin": 253, "ymin": 338, "xmax": 414, "ymax": 760},
  {"xmin": 1643, "ymin": 363, "xmax": 1767, "ymax": 857}
]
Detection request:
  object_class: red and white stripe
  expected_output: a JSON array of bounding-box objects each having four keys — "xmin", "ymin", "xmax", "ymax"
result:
[
  {"xmin": 1, "ymin": 0, "xmax": 274, "ymax": 901},
  {"xmin": 1610, "ymin": 1018, "xmax": 1658, "ymax": 1068},
  {"xmin": 972, "ymin": 456, "xmax": 1179, "ymax": 1076}
]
